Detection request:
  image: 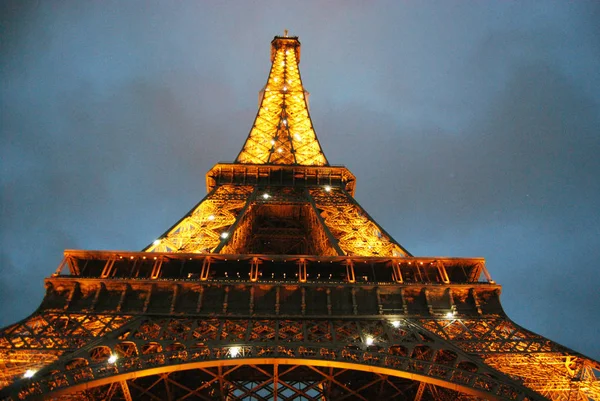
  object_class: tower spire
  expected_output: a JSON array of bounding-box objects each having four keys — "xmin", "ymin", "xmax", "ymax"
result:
[{"xmin": 235, "ymin": 35, "xmax": 328, "ymax": 166}]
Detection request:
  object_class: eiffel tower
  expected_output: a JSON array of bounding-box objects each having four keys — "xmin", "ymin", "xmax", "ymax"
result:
[{"xmin": 1, "ymin": 33, "xmax": 599, "ymax": 401}]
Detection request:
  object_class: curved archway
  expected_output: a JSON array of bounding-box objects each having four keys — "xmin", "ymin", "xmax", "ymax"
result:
[
  {"xmin": 46, "ymin": 359, "xmax": 500, "ymax": 399},
  {"xmin": 15, "ymin": 345, "xmax": 530, "ymax": 401}
]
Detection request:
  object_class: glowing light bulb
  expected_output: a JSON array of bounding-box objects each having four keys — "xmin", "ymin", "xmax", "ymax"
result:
[
  {"xmin": 23, "ymin": 370, "xmax": 36, "ymax": 379},
  {"xmin": 277, "ymin": 148, "xmax": 283, "ymax": 153},
  {"xmin": 270, "ymin": 140, "xmax": 276, "ymax": 145},
  {"xmin": 445, "ymin": 311, "xmax": 455, "ymax": 319},
  {"xmin": 283, "ymin": 86, "xmax": 287, "ymax": 92},
  {"xmin": 108, "ymin": 354, "xmax": 118, "ymax": 364},
  {"xmin": 221, "ymin": 232, "xmax": 229, "ymax": 239},
  {"xmin": 262, "ymin": 193, "xmax": 270, "ymax": 200},
  {"xmin": 152, "ymin": 239, "xmax": 161, "ymax": 246},
  {"xmin": 294, "ymin": 133, "xmax": 301, "ymax": 141},
  {"xmin": 324, "ymin": 185, "xmax": 332, "ymax": 192},
  {"xmin": 208, "ymin": 215, "xmax": 215, "ymax": 221},
  {"xmin": 391, "ymin": 320, "xmax": 401, "ymax": 328},
  {"xmin": 230, "ymin": 346, "xmax": 240, "ymax": 357},
  {"xmin": 365, "ymin": 336, "xmax": 374, "ymax": 346}
]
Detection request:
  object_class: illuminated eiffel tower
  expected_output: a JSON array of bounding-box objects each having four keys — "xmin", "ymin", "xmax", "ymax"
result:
[{"xmin": 1, "ymin": 33, "xmax": 599, "ymax": 401}]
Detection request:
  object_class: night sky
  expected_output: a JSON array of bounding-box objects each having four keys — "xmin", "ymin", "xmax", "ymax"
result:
[{"xmin": 2, "ymin": 2, "xmax": 599, "ymax": 360}]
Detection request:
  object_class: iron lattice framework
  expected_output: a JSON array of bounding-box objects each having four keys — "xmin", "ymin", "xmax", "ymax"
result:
[{"xmin": 1, "ymin": 33, "xmax": 599, "ymax": 401}]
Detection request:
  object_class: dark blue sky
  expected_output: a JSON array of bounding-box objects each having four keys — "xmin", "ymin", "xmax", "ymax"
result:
[{"xmin": 2, "ymin": 1, "xmax": 599, "ymax": 360}]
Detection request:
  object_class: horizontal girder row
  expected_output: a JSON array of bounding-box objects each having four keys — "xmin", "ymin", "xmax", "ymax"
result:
[
  {"xmin": 0, "ymin": 313, "xmax": 564, "ymax": 358},
  {"xmin": 39, "ymin": 277, "xmax": 502, "ymax": 319},
  {"xmin": 56, "ymin": 250, "xmax": 492, "ymax": 285},
  {"xmin": 206, "ymin": 163, "xmax": 356, "ymax": 195},
  {"xmin": 3, "ymin": 313, "xmax": 596, "ymax": 400},
  {"xmin": 4, "ymin": 317, "xmax": 543, "ymax": 401}
]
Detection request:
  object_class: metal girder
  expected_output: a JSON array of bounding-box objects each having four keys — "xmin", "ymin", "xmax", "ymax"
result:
[
  {"xmin": 0, "ymin": 314, "xmax": 548, "ymax": 400},
  {"xmin": 308, "ymin": 187, "xmax": 409, "ymax": 257},
  {"xmin": 119, "ymin": 380, "xmax": 132, "ymax": 401},
  {"xmin": 144, "ymin": 185, "xmax": 255, "ymax": 254}
]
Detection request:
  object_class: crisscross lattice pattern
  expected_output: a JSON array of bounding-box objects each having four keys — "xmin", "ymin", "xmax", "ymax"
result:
[
  {"xmin": 236, "ymin": 36, "xmax": 327, "ymax": 166},
  {"xmin": 145, "ymin": 185, "xmax": 254, "ymax": 253}
]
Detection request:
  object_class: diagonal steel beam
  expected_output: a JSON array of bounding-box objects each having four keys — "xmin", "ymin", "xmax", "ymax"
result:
[{"xmin": 119, "ymin": 380, "xmax": 133, "ymax": 401}]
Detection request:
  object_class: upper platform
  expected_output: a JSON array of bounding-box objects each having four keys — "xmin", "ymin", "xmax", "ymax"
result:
[{"xmin": 235, "ymin": 34, "xmax": 328, "ymax": 166}]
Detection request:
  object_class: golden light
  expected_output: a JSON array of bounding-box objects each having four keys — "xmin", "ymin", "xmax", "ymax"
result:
[
  {"xmin": 365, "ymin": 336, "xmax": 374, "ymax": 346},
  {"xmin": 391, "ymin": 320, "xmax": 401, "ymax": 328},
  {"xmin": 262, "ymin": 193, "xmax": 271, "ymax": 200},
  {"xmin": 152, "ymin": 239, "xmax": 161, "ymax": 246},
  {"xmin": 107, "ymin": 354, "xmax": 118, "ymax": 364},
  {"xmin": 229, "ymin": 346, "xmax": 241, "ymax": 357},
  {"xmin": 220, "ymin": 232, "xmax": 229, "ymax": 239},
  {"xmin": 324, "ymin": 185, "xmax": 332, "ymax": 192},
  {"xmin": 23, "ymin": 369, "xmax": 36, "ymax": 379},
  {"xmin": 207, "ymin": 215, "xmax": 215, "ymax": 221}
]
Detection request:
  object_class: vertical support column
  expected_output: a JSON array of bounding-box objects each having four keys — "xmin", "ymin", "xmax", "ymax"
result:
[
  {"xmin": 326, "ymin": 288, "xmax": 332, "ymax": 316},
  {"xmin": 392, "ymin": 260, "xmax": 403, "ymax": 283},
  {"xmin": 448, "ymin": 288, "xmax": 457, "ymax": 315},
  {"xmin": 223, "ymin": 286, "xmax": 229, "ymax": 314},
  {"xmin": 91, "ymin": 284, "xmax": 103, "ymax": 311},
  {"xmin": 170, "ymin": 285, "xmax": 179, "ymax": 314},
  {"xmin": 249, "ymin": 286, "xmax": 255, "ymax": 314},
  {"xmin": 116, "ymin": 285, "xmax": 128, "ymax": 312},
  {"xmin": 64, "ymin": 283, "xmax": 79, "ymax": 310},
  {"xmin": 351, "ymin": 288, "xmax": 358, "ymax": 315},
  {"xmin": 275, "ymin": 286, "xmax": 280, "ymax": 315},
  {"xmin": 375, "ymin": 287, "xmax": 383, "ymax": 315},
  {"xmin": 436, "ymin": 260, "xmax": 450, "ymax": 284},
  {"xmin": 273, "ymin": 362, "xmax": 279, "ymax": 401},
  {"xmin": 301, "ymin": 287, "xmax": 306, "ymax": 315},
  {"xmin": 423, "ymin": 289, "xmax": 433, "ymax": 315},
  {"xmin": 200, "ymin": 257, "xmax": 212, "ymax": 281},
  {"xmin": 143, "ymin": 285, "xmax": 153, "ymax": 313},
  {"xmin": 150, "ymin": 257, "xmax": 163, "ymax": 279},
  {"xmin": 196, "ymin": 286, "xmax": 204, "ymax": 313},
  {"xmin": 345, "ymin": 259, "xmax": 356, "ymax": 283},
  {"xmin": 400, "ymin": 288, "xmax": 409, "ymax": 314},
  {"xmin": 470, "ymin": 288, "xmax": 482, "ymax": 315},
  {"xmin": 249, "ymin": 258, "xmax": 261, "ymax": 282},
  {"xmin": 298, "ymin": 258, "xmax": 307, "ymax": 283}
]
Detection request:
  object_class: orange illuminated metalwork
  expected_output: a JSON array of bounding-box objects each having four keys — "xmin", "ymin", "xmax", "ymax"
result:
[
  {"xmin": 0, "ymin": 32, "xmax": 598, "ymax": 401},
  {"xmin": 236, "ymin": 35, "xmax": 327, "ymax": 166}
]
